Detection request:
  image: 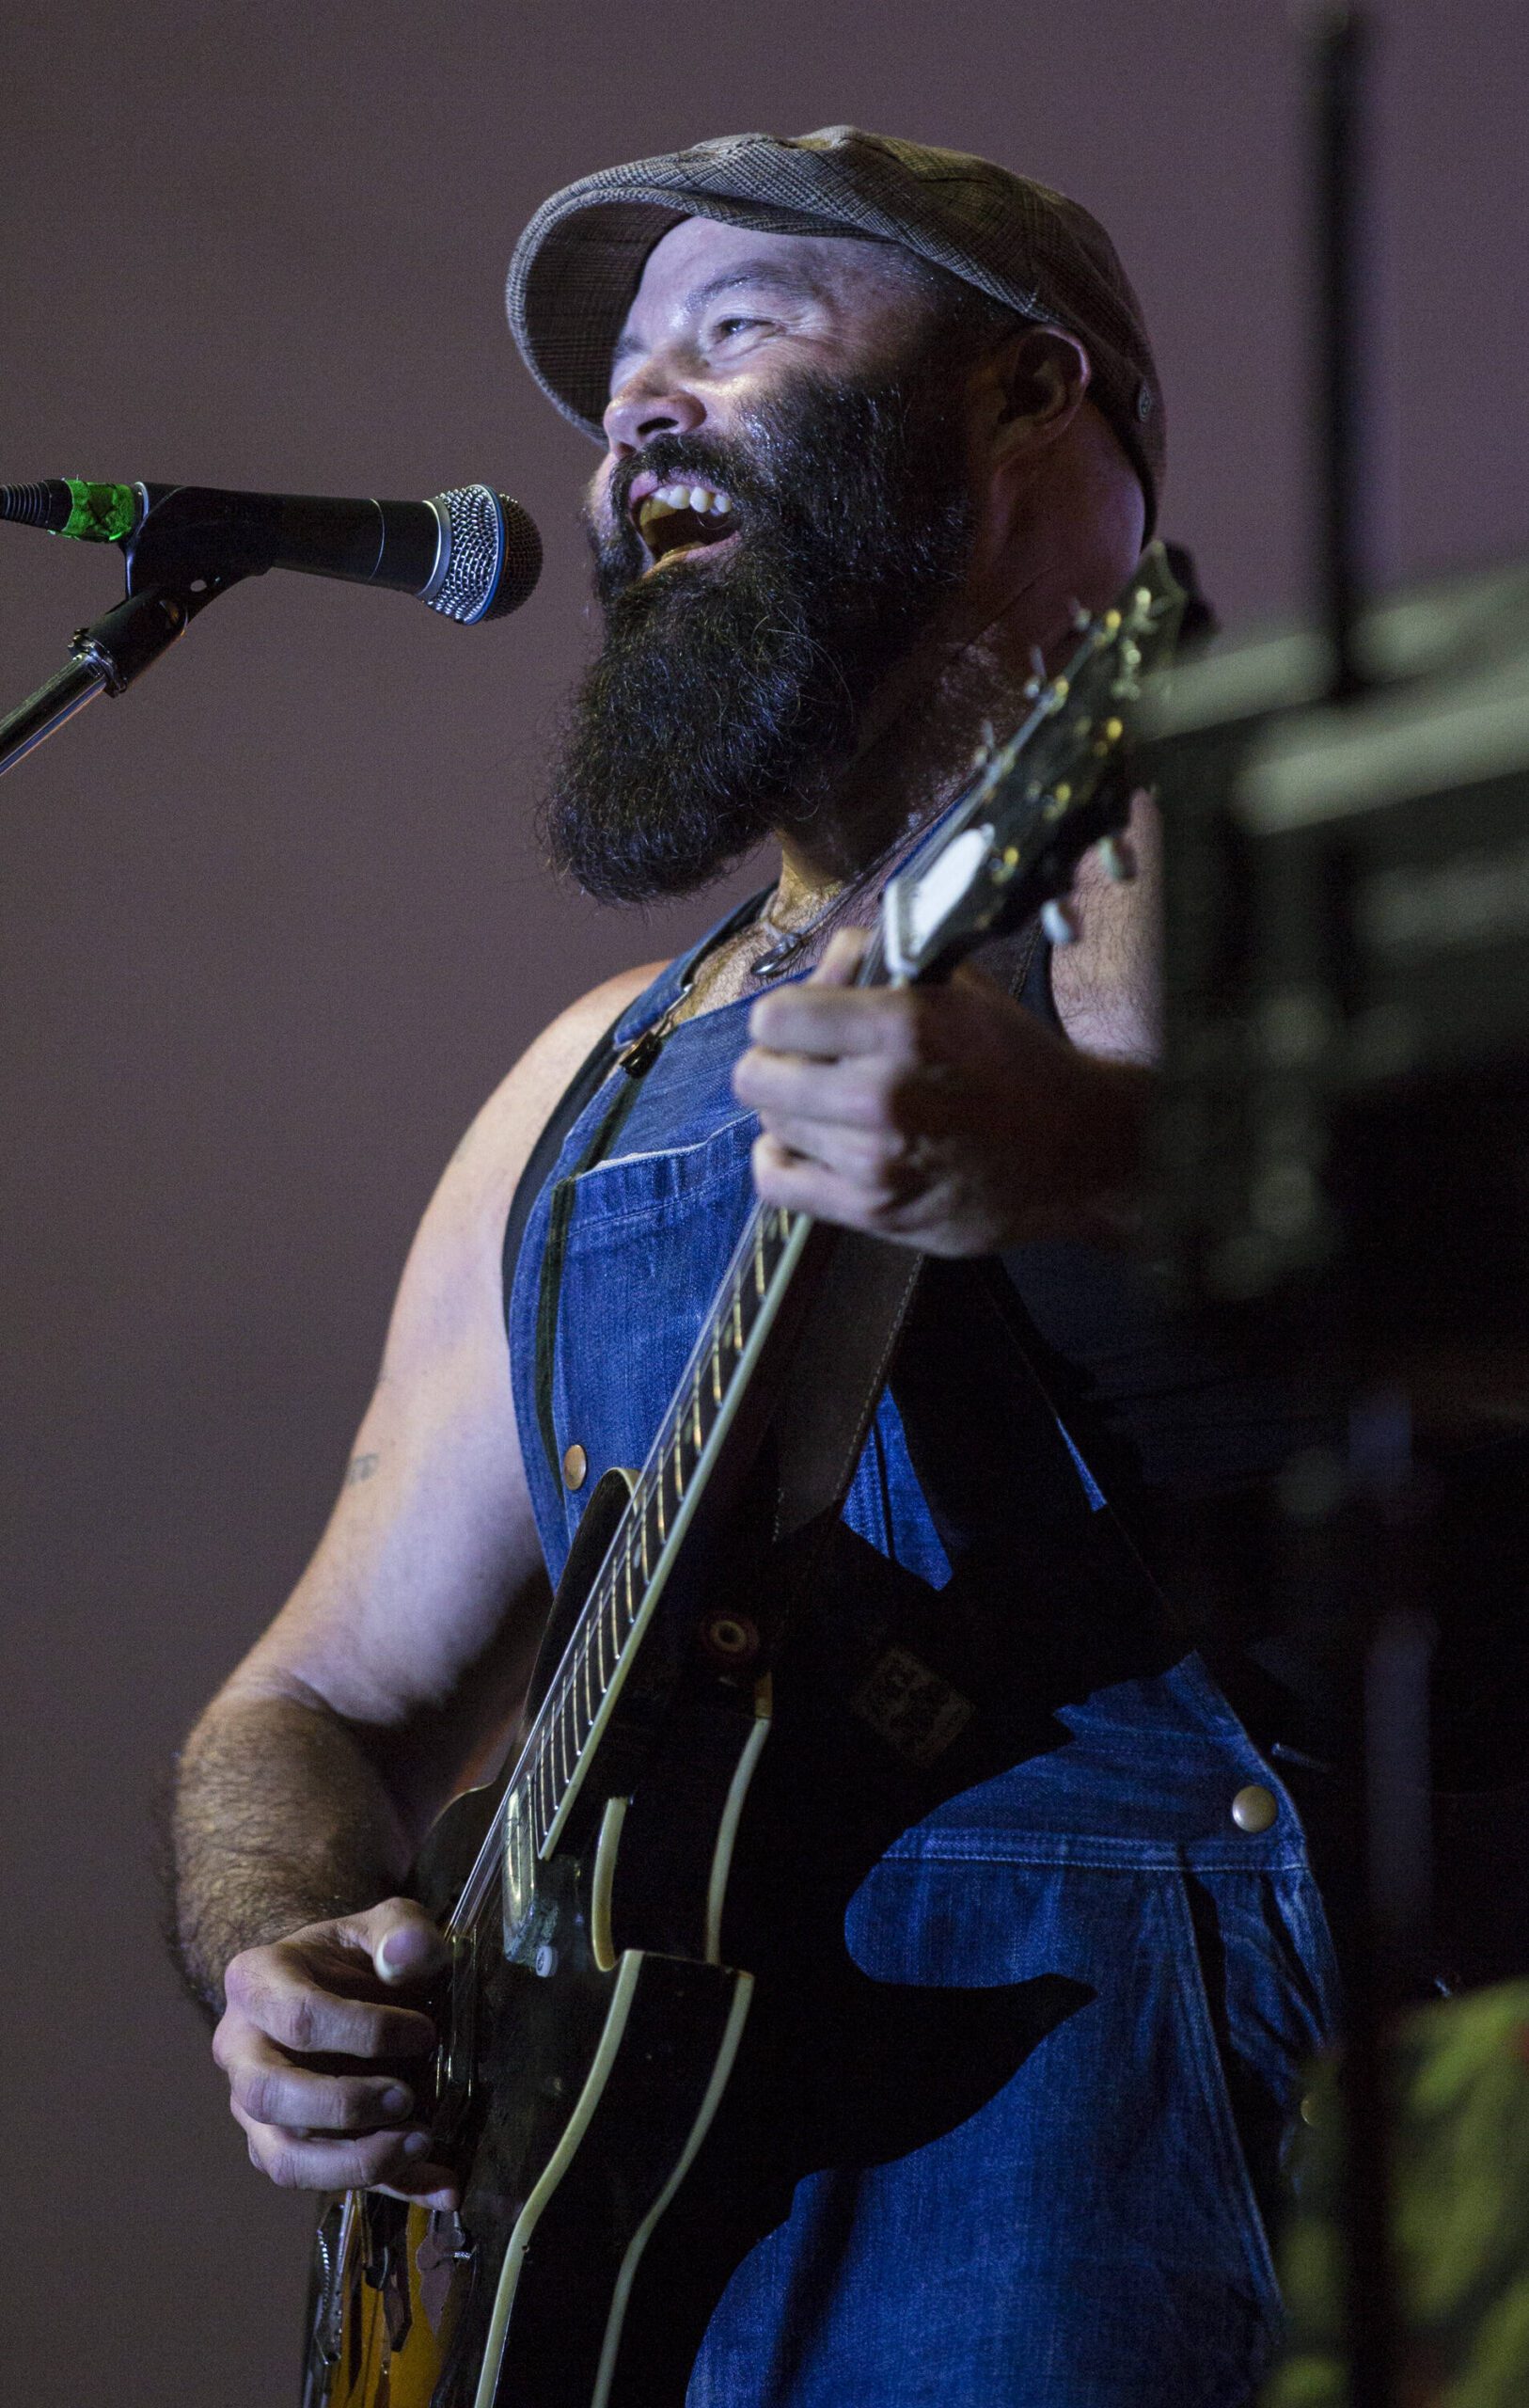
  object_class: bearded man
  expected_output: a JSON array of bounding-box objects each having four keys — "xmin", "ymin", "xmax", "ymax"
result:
[{"xmin": 172, "ymin": 131, "xmax": 1337, "ymax": 2406}]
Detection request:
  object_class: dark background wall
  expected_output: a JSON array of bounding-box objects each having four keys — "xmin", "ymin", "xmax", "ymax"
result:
[{"xmin": 4, "ymin": 4, "xmax": 1524, "ymax": 2398}]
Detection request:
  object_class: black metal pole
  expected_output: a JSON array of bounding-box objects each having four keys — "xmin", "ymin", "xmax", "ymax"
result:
[
  {"xmin": 0, "ymin": 572, "xmax": 244, "ymax": 783},
  {"xmin": 1315, "ymin": 1, "xmax": 1370, "ymax": 704},
  {"xmin": 1305, "ymin": 13, "xmax": 1431, "ymax": 2404},
  {"xmin": 0, "ymin": 654, "xmax": 112, "ymax": 778}
]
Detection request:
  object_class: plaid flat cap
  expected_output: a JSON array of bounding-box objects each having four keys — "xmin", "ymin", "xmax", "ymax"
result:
[{"xmin": 506, "ymin": 125, "xmax": 1166, "ymax": 531}]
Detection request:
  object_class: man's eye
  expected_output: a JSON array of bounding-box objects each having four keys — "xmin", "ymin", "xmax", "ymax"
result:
[{"xmin": 711, "ymin": 315, "xmax": 767, "ymax": 341}]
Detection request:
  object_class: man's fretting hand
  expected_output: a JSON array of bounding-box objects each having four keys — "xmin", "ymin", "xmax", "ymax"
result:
[
  {"xmin": 734, "ymin": 927, "xmax": 1149, "ymax": 1255},
  {"xmin": 213, "ymin": 1896, "xmax": 460, "ymax": 2209}
]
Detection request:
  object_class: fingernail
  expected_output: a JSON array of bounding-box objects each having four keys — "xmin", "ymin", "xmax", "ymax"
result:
[
  {"xmin": 381, "ymin": 2084, "xmax": 412, "ymax": 2117},
  {"xmin": 402, "ymin": 2129, "xmax": 432, "ymax": 2158}
]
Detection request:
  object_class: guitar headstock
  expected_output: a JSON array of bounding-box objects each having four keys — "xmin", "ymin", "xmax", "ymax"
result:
[{"xmin": 881, "ymin": 540, "xmax": 1186, "ymax": 981}]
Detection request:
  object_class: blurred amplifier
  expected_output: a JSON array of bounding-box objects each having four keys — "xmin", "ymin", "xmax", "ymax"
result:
[{"xmin": 1142, "ymin": 554, "xmax": 1529, "ymax": 1365}]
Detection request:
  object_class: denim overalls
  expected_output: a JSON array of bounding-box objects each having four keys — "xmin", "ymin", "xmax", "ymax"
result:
[{"xmin": 507, "ymin": 913, "xmax": 1341, "ymax": 2408}]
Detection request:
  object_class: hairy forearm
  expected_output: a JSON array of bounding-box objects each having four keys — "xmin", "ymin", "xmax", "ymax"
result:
[{"xmin": 170, "ymin": 1692, "xmax": 415, "ymax": 2014}]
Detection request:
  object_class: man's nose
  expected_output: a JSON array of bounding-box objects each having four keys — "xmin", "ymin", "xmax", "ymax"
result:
[{"xmin": 602, "ymin": 360, "xmax": 707, "ymax": 457}]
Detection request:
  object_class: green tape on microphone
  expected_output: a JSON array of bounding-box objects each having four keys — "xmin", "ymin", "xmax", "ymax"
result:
[{"xmin": 59, "ymin": 480, "xmax": 138, "ymax": 543}]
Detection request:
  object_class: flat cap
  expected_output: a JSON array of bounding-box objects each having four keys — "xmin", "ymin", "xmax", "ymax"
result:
[{"xmin": 506, "ymin": 125, "xmax": 1165, "ymax": 531}]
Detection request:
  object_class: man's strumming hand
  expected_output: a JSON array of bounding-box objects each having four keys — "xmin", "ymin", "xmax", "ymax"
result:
[{"xmin": 213, "ymin": 1896, "xmax": 460, "ymax": 2209}]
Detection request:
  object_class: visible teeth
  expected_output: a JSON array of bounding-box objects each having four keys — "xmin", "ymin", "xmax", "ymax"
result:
[{"xmin": 637, "ymin": 483, "xmax": 733, "ymax": 533}]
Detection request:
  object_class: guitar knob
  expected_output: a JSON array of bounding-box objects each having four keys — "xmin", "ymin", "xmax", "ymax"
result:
[{"xmin": 1041, "ymin": 898, "xmax": 1081, "ymax": 946}]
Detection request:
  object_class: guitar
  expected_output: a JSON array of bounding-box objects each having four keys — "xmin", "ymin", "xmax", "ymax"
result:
[{"xmin": 300, "ymin": 546, "xmax": 1185, "ymax": 2408}]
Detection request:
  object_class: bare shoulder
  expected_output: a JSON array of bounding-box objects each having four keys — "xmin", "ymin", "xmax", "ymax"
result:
[
  {"xmin": 1049, "ymin": 789, "xmax": 1160, "ymax": 1065},
  {"xmin": 383, "ymin": 957, "xmax": 667, "ymax": 1365},
  {"xmin": 437, "ymin": 959, "xmax": 666, "ymax": 1241}
]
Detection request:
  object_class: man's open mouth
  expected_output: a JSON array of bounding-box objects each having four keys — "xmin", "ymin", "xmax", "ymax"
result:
[{"xmin": 629, "ymin": 478, "xmax": 739, "ymax": 572}]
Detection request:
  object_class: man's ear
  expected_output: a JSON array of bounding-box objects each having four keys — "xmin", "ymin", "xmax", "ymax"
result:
[{"xmin": 986, "ymin": 325, "xmax": 1092, "ymax": 454}]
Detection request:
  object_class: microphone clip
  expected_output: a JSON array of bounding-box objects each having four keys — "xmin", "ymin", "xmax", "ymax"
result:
[{"xmin": 1, "ymin": 535, "xmax": 249, "ymax": 780}]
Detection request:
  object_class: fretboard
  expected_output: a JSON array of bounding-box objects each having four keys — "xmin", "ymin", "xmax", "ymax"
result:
[{"xmin": 450, "ymin": 1186, "xmax": 814, "ymax": 1934}]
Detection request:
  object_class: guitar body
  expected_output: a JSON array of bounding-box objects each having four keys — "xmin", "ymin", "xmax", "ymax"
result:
[
  {"xmin": 302, "ymin": 1469, "xmax": 774, "ymax": 2408},
  {"xmin": 305, "ymin": 1946, "xmax": 749, "ymax": 2408}
]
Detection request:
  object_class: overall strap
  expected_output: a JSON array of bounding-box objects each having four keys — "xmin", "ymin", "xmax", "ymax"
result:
[
  {"xmin": 499, "ymin": 885, "xmax": 773, "ymax": 1332},
  {"xmin": 503, "ymin": 886, "xmax": 776, "ymax": 1498},
  {"xmin": 498, "ymin": 1010, "xmax": 625, "ymax": 1348}
]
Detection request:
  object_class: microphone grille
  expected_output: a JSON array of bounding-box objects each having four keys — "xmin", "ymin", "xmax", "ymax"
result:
[{"xmin": 426, "ymin": 487, "xmax": 542, "ymax": 624}]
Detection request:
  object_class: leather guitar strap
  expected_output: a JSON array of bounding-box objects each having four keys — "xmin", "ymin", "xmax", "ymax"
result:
[
  {"xmin": 764, "ymin": 923, "xmax": 1041, "ymax": 1545},
  {"xmin": 767, "ymin": 1227, "xmax": 926, "ymax": 1544}
]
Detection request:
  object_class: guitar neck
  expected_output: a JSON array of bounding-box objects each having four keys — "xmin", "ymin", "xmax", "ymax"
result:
[{"xmin": 449, "ymin": 1185, "xmax": 828, "ymax": 1934}]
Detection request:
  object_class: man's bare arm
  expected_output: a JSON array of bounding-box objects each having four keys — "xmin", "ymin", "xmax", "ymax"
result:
[{"xmin": 171, "ymin": 958, "xmax": 660, "ymax": 2199}]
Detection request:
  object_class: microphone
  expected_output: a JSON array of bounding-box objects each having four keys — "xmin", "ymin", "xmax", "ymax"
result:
[{"xmin": 0, "ymin": 478, "xmax": 542, "ymax": 623}]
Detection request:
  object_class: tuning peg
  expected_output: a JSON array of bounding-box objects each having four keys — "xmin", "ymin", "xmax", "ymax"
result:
[
  {"xmin": 1068, "ymin": 597, "xmax": 1092, "ymax": 633},
  {"xmin": 970, "ymin": 718, "xmax": 998, "ymax": 768},
  {"xmin": 1041, "ymin": 897, "xmax": 1082, "ymax": 946},
  {"xmin": 1096, "ymin": 835, "xmax": 1138, "ymax": 884}
]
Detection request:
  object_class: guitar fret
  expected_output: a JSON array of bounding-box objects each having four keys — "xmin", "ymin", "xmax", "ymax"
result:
[
  {"xmin": 691, "ymin": 1370, "xmax": 703, "ymax": 1450},
  {"xmin": 654, "ymin": 1464, "xmax": 668, "ymax": 1541},
  {"xmin": 595, "ymin": 1589, "xmax": 611, "ymax": 1686},
  {"xmin": 710, "ymin": 1332, "xmax": 723, "ymax": 1405},
  {"xmin": 732, "ymin": 1287, "xmax": 744, "ymax": 1352},
  {"xmin": 558, "ymin": 1685, "xmax": 576, "ymax": 1773},
  {"xmin": 753, "ymin": 1228, "xmax": 767, "ymax": 1297}
]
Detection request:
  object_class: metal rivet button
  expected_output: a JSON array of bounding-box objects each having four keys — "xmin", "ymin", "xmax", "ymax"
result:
[
  {"xmin": 1231, "ymin": 1783, "xmax": 1278, "ymax": 1834},
  {"xmin": 562, "ymin": 1443, "xmax": 588, "ymax": 1491}
]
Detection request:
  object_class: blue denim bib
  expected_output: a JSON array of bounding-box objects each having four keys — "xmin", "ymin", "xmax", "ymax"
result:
[{"xmin": 507, "ymin": 913, "xmax": 1339, "ymax": 2407}]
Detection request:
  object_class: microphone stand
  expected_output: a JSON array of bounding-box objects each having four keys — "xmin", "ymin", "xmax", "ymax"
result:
[{"xmin": 0, "ymin": 532, "xmax": 251, "ymax": 782}]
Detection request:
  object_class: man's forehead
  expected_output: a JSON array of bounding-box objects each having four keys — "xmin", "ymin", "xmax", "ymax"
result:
[{"xmin": 614, "ymin": 218, "xmax": 914, "ymax": 356}]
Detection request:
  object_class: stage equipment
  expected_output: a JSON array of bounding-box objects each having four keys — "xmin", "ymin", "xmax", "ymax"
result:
[
  {"xmin": 1144, "ymin": 12, "xmax": 1529, "ymax": 2405},
  {"xmin": 0, "ymin": 480, "xmax": 542, "ymax": 781},
  {"xmin": 1145, "ymin": 550, "xmax": 1529, "ymax": 1371}
]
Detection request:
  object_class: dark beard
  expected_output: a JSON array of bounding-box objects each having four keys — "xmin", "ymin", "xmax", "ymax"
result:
[{"xmin": 543, "ymin": 366, "xmax": 975, "ymax": 905}]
